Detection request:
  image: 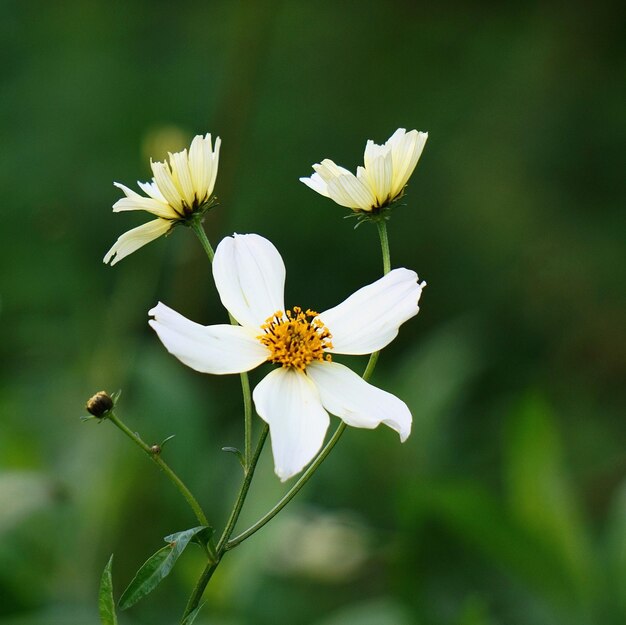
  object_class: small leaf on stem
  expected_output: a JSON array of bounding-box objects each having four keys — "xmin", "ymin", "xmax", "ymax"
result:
[
  {"xmin": 222, "ymin": 446, "xmax": 246, "ymax": 469},
  {"xmin": 119, "ymin": 526, "xmax": 209, "ymax": 610}
]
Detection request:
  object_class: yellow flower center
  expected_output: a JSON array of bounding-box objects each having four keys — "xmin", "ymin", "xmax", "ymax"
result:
[{"xmin": 258, "ymin": 307, "xmax": 333, "ymax": 371}]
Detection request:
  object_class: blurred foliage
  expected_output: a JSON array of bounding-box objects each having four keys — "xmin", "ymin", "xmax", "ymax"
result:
[{"xmin": 0, "ymin": 0, "xmax": 624, "ymax": 624}]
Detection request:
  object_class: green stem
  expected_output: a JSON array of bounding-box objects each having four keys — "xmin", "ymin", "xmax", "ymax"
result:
[
  {"xmin": 182, "ymin": 425, "xmax": 269, "ymax": 619},
  {"xmin": 227, "ymin": 220, "xmax": 393, "ymax": 549},
  {"xmin": 216, "ymin": 425, "xmax": 269, "ymax": 552},
  {"xmin": 182, "ymin": 560, "xmax": 219, "ymax": 619},
  {"xmin": 191, "ymin": 219, "xmax": 254, "ymax": 470},
  {"xmin": 376, "ymin": 218, "xmax": 391, "ymax": 275},
  {"xmin": 227, "ymin": 422, "xmax": 346, "ymax": 550},
  {"xmin": 190, "ymin": 219, "xmax": 215, "ymax": 262},
  {"xmin": 106, "ymin": 411, "xmax": 210, "ymax": 529}
]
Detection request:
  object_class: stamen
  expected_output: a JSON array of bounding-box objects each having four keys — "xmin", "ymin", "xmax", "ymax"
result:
[{"xmin": 258, "ymin": 307, "xmax": 333, "ymax": 371}]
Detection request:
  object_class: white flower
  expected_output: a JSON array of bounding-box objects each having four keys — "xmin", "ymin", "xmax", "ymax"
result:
[
  {"xmin": 104, "ymin": 133, "xmax": 221, "ymax": 265},
  {"xmin": 149, "ymin": 234, "xmax": 425, "ymax": 481},
  {"xmin": 300, "ymin": 128, "xmax": 427, "ymax": 212}
]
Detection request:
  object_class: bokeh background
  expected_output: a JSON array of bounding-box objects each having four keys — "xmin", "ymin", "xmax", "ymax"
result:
[{"xmin": 1, "ymin": 1, "xmax": 624, "ymax": 624}]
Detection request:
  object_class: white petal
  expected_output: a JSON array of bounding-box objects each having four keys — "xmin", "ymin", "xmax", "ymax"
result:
[
  {"xmin": 207, "ymin": 136, "xmax": 221, "ymax": 197},
  {"xmin": 112, "ymin": 182, "xmax": 177, "ymax": 219},
  {"xmin": 299, "ymin": 172, "xmax": 330, "ymax": 198},
  {"xmin": 307, "ymin": 361, "xmax": 411, "ymax": 441},
  {"xmin": 253, "ymin": 368, "xmax": 330, "ymax": 481},
  {"xmin": 137, "ymin": 180, "xmax": 168, "ymax": 203},
  {"xmin": 188, "ymin": 134, "xmax": 208, "ymax": 196},
  {"xmin": 365, "ymin": 152, "xmax": 393, "ymax": 205},
  {"xmin": 103, "ymin": 219, "xmax": 172, "ymax": 265},
  {"xmin": 326, "ymin": 173, "xmax": 376, "ymax": 210},
  {"xmin": 314, "ymin": 159, "xmax": 354, "ymax": 181},
  {"xmin": 148, "ymin": 302, "xmax": 269, "ymax": 374},
  {"xmin": 390, "ymin": 130, "xmax": 428, "ymax": 198},
  {"xmin": 318, "ymin": 268, "xmax": 425, "ymax": 354},
  {"xmin": 212, "ymin": 234, "xmax": 286, "ymax": 329}
]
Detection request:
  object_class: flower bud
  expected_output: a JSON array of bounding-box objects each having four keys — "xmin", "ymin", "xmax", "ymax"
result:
[{"xmin": 86, "ymin": 391, "xmax": 114, "ymax": 418}]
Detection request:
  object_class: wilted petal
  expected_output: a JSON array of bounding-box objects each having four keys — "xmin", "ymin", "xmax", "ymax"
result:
[
  {"xmin": 103, "ymin": 218, "xmax": 172, "ymax": 265},
  {"xmin": 307, "ymin": 361, "xmax": 411, "ymax": 441},
  {"xmin": 149, "ymin": 302, "xmax": 269, "ymax": 374},
  {"xmin": 318, "ymin": 268, "xmax": 424, "ymax": 354},
  {"xmin": 213, "ymin": 234, "xmax": 286, "ymax": 329},
  {"xmin": 253, "ymin": 368, "xmax": 330, "ymax": 481}
]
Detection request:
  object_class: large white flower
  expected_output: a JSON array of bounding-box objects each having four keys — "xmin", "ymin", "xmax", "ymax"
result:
[
  {"xmin": 149, "ymin": 234, "xmax": 425, "ymax": 481},
  {"xmin": 300, "ymin": 128, "xmax": 427, "ymax": 212},
  {"xmin": 104, "ymin": 133, "xmax": 221, "ymax": 265}
]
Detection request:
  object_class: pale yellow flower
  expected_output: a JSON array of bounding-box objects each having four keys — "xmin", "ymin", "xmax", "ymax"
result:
[
  {"xmin": 300, "ymin": 128, "xmax": 427, "ymax": 212},
  {"xmin": 104, "ymin": 133, "xmax": 220, "ymax": 265}
]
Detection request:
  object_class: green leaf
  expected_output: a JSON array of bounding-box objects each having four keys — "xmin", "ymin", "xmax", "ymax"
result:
[
  {"xmin": 98, "ymin": 555, "xmax": 118, "ymax": 625},
  {"xmin": 119, "ymin": 526, "xmax": 208, "ymax": 610},
  {"xmin": 182, "ymin": 602, "xmax": 205, "ymax": 625}
]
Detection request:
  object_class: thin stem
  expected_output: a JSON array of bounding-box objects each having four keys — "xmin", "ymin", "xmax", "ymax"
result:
[
  {"xmin": 106, "ymin": 411, "xmax": 210, "ymax": 529},
  {"xmin": 227, "ymin": 217, "xmax": 393, "ymax": 550},
  {"xmin": 227, "ymin": 422, "xmax": 346, "ymax": 550},
  {"xmin": 216, "ymin": 424, "xmax": 269, "ymax": 553},
  {"xmin": 191, "ymin": 219, "xmax": 254, "ymax": 470},
  {"xmin": 182, "ymin": 425, "xmax": 269, "ymax": 619},
  {"xmin": 182, "ymin": 560, "xmax": 219, "ymax": 619},
  {"xmin": 240, "ymin": 372, "xmax": 253, "ymax": 468}
]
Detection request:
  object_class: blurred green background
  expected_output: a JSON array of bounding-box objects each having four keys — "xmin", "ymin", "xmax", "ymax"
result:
[{"xmin": 1, "ymin": 1, "xmax": 624, "ymax": 623}]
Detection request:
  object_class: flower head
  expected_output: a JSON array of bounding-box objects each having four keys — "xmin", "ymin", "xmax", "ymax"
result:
[
  {"xmin": 149, "ymin": 234, "xmax": 425, "ymax": 481},
  {"xmin": 300, "ymin": 128, "xmax": 427, "ymax": 213},
  {"xmin": 104, "ymin": 133, "xmax": 221, "ymax": 265}
]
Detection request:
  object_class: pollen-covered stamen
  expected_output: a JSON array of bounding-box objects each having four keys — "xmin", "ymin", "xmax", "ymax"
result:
[{"xmin": 258, "ymin": 306, "xmax": 333, "ymax": 371}]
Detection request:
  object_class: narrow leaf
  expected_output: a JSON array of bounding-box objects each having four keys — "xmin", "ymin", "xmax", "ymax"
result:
[
  {"xmin": 222, "ymin": 446, "xmax": 245, "ymax": 468},
  {"xmin": 182, "ymin": 602, "xmax": 206, "ymax": 625},
  {"xmin": 119, "ymin": 526, "xmax": 208, "ymax": 610},
  {"xmin": 98, "ymin": 555, "xmax": 118, "ymax": 625}
]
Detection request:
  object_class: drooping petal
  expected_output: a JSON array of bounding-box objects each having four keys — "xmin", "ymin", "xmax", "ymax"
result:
[
  {"xmin": 299, "ymin": 172, "xmax": 330, "ymax": 197},
  {"xmin": 103, "ymin": 218, "xmax": 172, "ymax": 265},
  {"xmin": 318, "ymin": 268, "xmax": 425, "ymax": 354},
  {"xmin": 148, "ymin": 302, "xmax": 269, "ymax": 374},
  {"xmin": 300, "ymin": 160, "xmax": 358, "ymax": 202},
  {"xmin": 112, "ymin": 183, "xmax": 177, "ymax": 219},
  {"xmin": 253, "ymin": 368, "xmax": 330, "ymax": 481},
  {"xmin": 212, "ymin": 234, "xmax": 286, "ymax": 329},
  {"xmin": 307, "ymin": 361, "xmax": 411, "ymax": 441}
]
